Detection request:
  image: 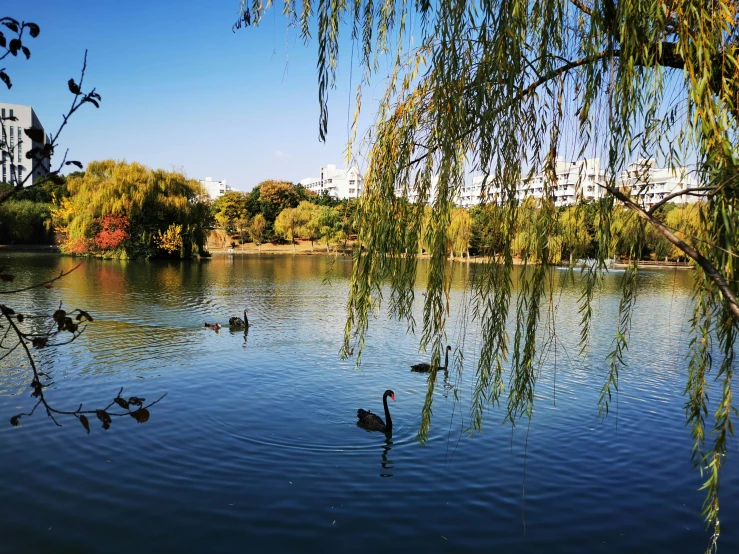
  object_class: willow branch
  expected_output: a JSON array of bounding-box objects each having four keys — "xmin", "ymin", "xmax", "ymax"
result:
[
  {"xmin": 646, "ymin": 187, "xmax": 715, "ymax": 215},
  {"xmin": 602, "ymin": 184, "xmax": 739, "ymax": 322},
  {"xmin": 569, "ymin": 0, "xmax": 593, "ymax": 15}
]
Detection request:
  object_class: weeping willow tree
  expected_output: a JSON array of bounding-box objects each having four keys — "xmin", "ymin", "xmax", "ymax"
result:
[
  {"xmin": 57, "ymin": 160, "xmax": 210, "ymax": 258},
  {"xmin": 236, "ymin": 0, "xmax": 739, "ymax": 547}
]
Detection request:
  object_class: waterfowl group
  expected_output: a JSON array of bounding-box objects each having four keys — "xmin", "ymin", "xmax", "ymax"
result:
[{"xmin": 207, "ymin": 311, "xmax": 454, "ymax": 439}]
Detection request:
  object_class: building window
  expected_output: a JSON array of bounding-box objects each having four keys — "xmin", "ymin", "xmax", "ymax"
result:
[
  {"xmin": 1, "ymin": 108, "xmax": 4, "ymax": 118},
  {"xmin": 9, "ymin": 109, "xmax": 13, "ymax": 118},
  {"xmin": 17, "ymin": 166, "xmax": 22, "ymax": 181}
]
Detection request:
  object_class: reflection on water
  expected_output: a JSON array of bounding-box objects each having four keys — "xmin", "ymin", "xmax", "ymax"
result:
[
  {"xmin": 0, "ymin": 252, "xmax": 737, "ymax": 553},
  {"xmin": 381, "ymin": 435, "xmax": 394, "ymax": 478}
]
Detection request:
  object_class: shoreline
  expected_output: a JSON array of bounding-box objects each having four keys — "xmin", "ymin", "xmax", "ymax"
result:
[{"xmin": 1, "ymin": 243, "xmax": 695, "ymax": 270}]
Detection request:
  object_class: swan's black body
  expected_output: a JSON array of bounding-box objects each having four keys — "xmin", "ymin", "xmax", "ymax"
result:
[
  {"xmin": 229, "ymin": 309, "xmax": 249, "ymax": 328},
  {"xmin": 357, "ymin": 390, "xmax": 395, "ymax": 433},
  {"xmin": 411, "ymin": 345, "xmax": 452, "ymax": 372}
]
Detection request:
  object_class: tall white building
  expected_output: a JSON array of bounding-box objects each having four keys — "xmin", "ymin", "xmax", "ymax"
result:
[
  {"xmin": 0, "ymin": 102, "xmax": 50, "ymax": 185},
  {"xmin": 300, "ymin": 164, "xmax": 363, "ymax": 200},
  {"xmin": 199, "ymin": 177, "xmax": 231, "ymax": 200}
]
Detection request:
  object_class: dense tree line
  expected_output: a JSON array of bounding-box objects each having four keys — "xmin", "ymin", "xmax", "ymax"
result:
[
  {"xmin": 210, "ymin": 180, "xmax": 357, "ymax": 252},
  {"xmin": 53, "ymin": 160, "xmax": 211, "ymax": 259},
  {"xmin": 0, "ymin": 176, "xmax": 74, "ymax": 244},
  {"xmin": 468, "ymin": 200, "xmax": 702, "ymax": 263}
]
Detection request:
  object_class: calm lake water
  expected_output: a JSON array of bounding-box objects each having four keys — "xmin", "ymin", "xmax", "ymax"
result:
[{"xmin": 1, "ymin": 252, "xmax": 737, "ymax": 553}]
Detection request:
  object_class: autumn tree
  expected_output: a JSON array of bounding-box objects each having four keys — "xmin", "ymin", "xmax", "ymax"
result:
[
  {"xmin": 154, "ymin": 223, "xmax": 184, "ymax": 255},
  {"xmin": 274, "ymin": 207, "xmax": 298, "ymax": 251},
  {"xmin": 447, "ymin": 208, "xmax": 472, "ymax": 259},
  {"xmin": 257, "ymin": 180, "xmax": 301, "ymax": 223},
  {"xmin": 212, "ymin": 190, "xmax": 249, "ymax": 233},
  {"xmin": 94, "ymin": 214, "xmax": 130, "ymax": 252},
  {"xmin": 295, "ymin": 201, "xmax": 320, "ymax": 252},
  {"xmin": 57, "ymin": 160, "xmax": 210, "ymax": 259},
  {"xmin": 249, "ymin": 213, "xmax": 266, "ymax": 253},
  {"xmin": 235, "ymin": 216, "xmax": 251, "ymax": 251}
]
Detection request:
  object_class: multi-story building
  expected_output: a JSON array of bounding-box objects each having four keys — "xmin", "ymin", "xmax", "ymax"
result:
[
  {"xmin": 299, "ymin": 164, "xmax": 363, "ymax": 200},
  {"xmin": 0, "ymin": 102, "xmax": 50, "ymax": 185},
  {"xmin": 199, "ymin": 177, "xmax": 231, "ymax": 200},
  {"xmin": 457, "ymin": 157, "xmax": 698, "ymax": 209},
  {"xmin": 461, "ymin": 158, "xmax": 605, "ymax": 208},
  {"xmin": 617, "ymin": 159, "xmax": 700, "ymax": 207},
  {"xmin": 395, "ymin": 175, "xmax": 441, "ymax": 205}
]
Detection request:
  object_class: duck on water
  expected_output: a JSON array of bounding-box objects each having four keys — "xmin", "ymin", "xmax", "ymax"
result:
[
  {"xmin": 411, "ymin": 345, "xmax": 451, "ymax": 372},
  {"xmin": 229, "ymin": 309, "xmax": 249, "ymax": 329},
  {"xmin": 357, "ymin": 390, "xmax": 395, "ymax": 433}
]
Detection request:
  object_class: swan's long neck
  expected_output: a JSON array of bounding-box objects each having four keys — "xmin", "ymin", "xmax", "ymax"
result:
[
  {"xmin": 244, "ymin": 311, "xmax": 249, "ymax": 326},
  {"xmin": 383, "ymin": 393, "xmax": 392, "ymax": 432},
  {"xmin": 443, "ymin": 348, "xmax": 449, "ymax": 369}
]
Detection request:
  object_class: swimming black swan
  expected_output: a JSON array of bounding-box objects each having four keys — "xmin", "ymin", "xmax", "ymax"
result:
[
  {"xmin": 229, "ymin": 309, "xmax": 249, "ymax": 328},
  {"xmin": 411, "ymin": 345, "xmax": 452, "ymax": 372},
  {"xmin": 204, "ymin": 322, "xmax": 221, "ymax": 330},
  {"xmin": 357, "ymin": 390, "xmax": 395, "ymax": 433}
]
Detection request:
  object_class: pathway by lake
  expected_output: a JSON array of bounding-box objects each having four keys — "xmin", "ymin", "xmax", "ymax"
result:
[{"xmin": 1, "ymin": 252, "xmax": 737, "ymax": 553}]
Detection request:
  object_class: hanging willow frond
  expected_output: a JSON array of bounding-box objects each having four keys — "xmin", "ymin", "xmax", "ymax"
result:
[{"xmin": 237, "ymin": 1, "xmax": 739, "ymax": 547}]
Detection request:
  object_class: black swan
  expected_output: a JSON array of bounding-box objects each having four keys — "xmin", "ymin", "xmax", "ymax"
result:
[
  {"xmin": 204, "ymin": 322, "xmax": 221, "ymax": 330},
  {"xmin": 357, "ymin": 390, "xmax": 395, "ymax": 433},
  {"xmin": 229, "ymin": 309, "xmax": 249, "ymax": 328},
  {"xmin": 411, "ymin": 345, "xmax": 452, "ymax": 372}
]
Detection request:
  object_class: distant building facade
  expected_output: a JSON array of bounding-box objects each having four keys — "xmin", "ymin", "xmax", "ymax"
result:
[
  {"xmin": 0, "ymin": 102, "xmax": 51, "ymax": 185},
  {"xmin": 457, "ymin": 157, "xmax": 698, "ymax": 209},
  {"xmin": 617, "ymin": 159, "xmax": 700, "ymax": 207},
  {"xmin": 300, "ymin": 164, "xmax": 363, "ymax": 200},
  {"xmin": 199, "ymin": 177, "xmax": 231, "ymax": 200},
  {"xmin": 460, "ymin": 158, "xmax": 605, "ymax": 208}
]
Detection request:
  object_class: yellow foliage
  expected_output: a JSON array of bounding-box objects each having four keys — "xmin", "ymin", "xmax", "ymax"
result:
[{"xmin": 154, "ymin": 224, "xmax": 184, "ymax": 254}]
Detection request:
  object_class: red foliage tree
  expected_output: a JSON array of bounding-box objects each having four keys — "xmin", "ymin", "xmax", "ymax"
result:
[{"xmin": 94, "ymin": 214, "xmax": 130, "ymax": 251}]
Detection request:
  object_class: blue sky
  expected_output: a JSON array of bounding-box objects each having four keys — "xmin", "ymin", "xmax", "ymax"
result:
[{"xmin": 4, "ymin": 1, "xmax": 374, "ymax": 191}]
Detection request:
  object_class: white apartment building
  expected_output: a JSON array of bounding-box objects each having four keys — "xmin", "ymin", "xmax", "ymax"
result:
[
  {"xmin": 460, "ymin": 158, "xmax": 605, "ymax": 208},
  {"xmin": 0, "ymin": 102, "xmax": 50, "ymax": 185},
  {"xmin": 457, "ymin": 157, "xmax": 697, "ymax": 209},
  {"xmin": 199, "ymin": 177, "xmax": 231, "ymax": 200},
  {"xmin": 617, "ymin": 159, "xmax": 700, "ymax": 207},
  {"xmin": 300, "ymin": 164, "xmax": 363, "ymax": 200},
  {"xmin": 395, "ymin": 175, "xmax": 441, "ymax": 205}
]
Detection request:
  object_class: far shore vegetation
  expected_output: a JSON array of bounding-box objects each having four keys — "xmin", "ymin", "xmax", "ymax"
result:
[{"xmin": 1, "ymin": 167, "xmax": 702, "ymax": 264}]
